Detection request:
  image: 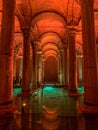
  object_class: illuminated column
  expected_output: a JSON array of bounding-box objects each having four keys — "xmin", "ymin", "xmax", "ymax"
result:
[
  {"xmin": 59, "ymin": 50, "xmax": 64, "ymax": 85},
  {"xmin": 19, "ymin": 58, "xmax": 23, "ymax": 79},
  {"xmin": 79, "ymin": 0, "xmax": 98, "ymax": 112},
  {"xmin": 39, "ymin": 54, "xmax": 43, "ymax": 85},
  {"xmin": 36, "ymin": 52, "xmax": 39, "ymax": 86},
  {"xmin": 37, "ymin": 51, "xmax": 42, "ymax": 86},
  {"xmin": 13, "ymin": 49, "xmax": 17, "ymax": 78},
  {"xmin": 32, "ymin": 44, "xmax": 37, "ymax": 89},
  {"xmin": 58, "ymin": 53, "xmax": 62, "ymax": 85},
  {"xmin": 30, "ymin": 53, "xmax": 33, "ymax": 89},
  {"xmin": 42, "ymin": 57, "xmax": 45, "ymax": 84},
  {"xmin": 68, "ymin": 29, "xmax": 79, "ymax": 96},
  {"xmin": 63, "ymin": 45, "xmax": 69, "ymax": 88},
  {"xmin": 0, "ymin": 0, "xmax": 16, "ymax": 111},
  {"xmin": 77, "ymin": 55, "xmax": 83, "ymax": 86},
  {"xmin": 16, "ymin": 55, "xmax": 21, "ymax": 82},
  {"xmin": 97, "ymin": 45, "xmax": 98, "ymax": 76},
  {"xmin": 22, "ymin": 28, "xmax": 31, "ymax": 94}
]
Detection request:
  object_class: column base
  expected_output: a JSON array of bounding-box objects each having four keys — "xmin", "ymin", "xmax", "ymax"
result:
[
  {"xmin": 32, "ymin": 85, "xmax": 38, "ymax": 90},
  {"xmin": 68, "ymin": 90, "xmax": 81, "ymax": 96},
  {"xmin": 63, "ymin": 85, "xmax": 68, "ymax": 89},
  {"xmin": 19, "ymin": 90, "xmax": 32, "ymax": 97},
  {"xmin": 0, "ymin": 103, "xmax": 17, "ymax": 114},
  {"xmin": 32, "ymin": 87, "xmax": 37, "ymax": 91},
  {"xmin": 39, "ymin": 84, "xmax": 44, "ymax": 88},
  {"xmin": 78, "ymin": 104, "xmax": 98, "ymax": 114}
]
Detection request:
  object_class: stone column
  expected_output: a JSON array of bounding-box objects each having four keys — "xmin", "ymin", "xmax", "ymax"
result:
[
  {"xmin": 59, "ymin": 52, "xmax": 63, "ymax": 85},
  {"xmin": 68, "ymin": 29, "xmax": 79, "ymax": 96},
  {"xmin": 21, "ymin": 28, "xmax": 31, "ymax": 95},
  {"xmin": 77, "ymin": 55, "xmax": 83, "ymax": 86},
  {"xmin": 59, "ymin": 50, "xmax": 64, "ymax": 85},
  {"xmin": 37, "ymin": 51, "xmax": 42, "ymax": 86},
  {"xmin": 63, "ymin": 45, "xmax": 69, "ymax": 88},
  {"xmin": 32, "ymin": 44, "xmax": 37, "ymax": 89},
  {"xmin": 16, "ymin": 55, "xmax": 21, "ymax": 83},
  {"xmin": 30, "ymin": 53, "xmax": 33, "ymax": 89},
  {"xmin": 42, "ymin": 57, "xmax": 45, "ymax": 84},
  {"xmin": 0, "ymin": 0, "xmax": 16, "ymax": 112},
  {"xmin": 79, "ymin": 0, "xmax": 98, "ymax": 112},
  {"xmin": 61, "ymin": 50, "xmax": 65, "ymax": 85},
  {"xmin": 39, "ymin": 54, "xmax": 43, "ymax": 87},
  {"xmin": 36, "ymin": 52, "xmax": 39, "ymax": 87},
  {"xmin": 13, "ymin": 49, "xmax": 17, "ymax": 78},
  {"xmin": 96, "ymin": 45, "xmax": 98, "ymax": 77}
]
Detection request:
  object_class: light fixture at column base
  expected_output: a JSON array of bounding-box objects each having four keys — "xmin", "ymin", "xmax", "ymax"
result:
[{"xmin": 68, "ymin": 90, "xmax": 81, "ymax": 96}]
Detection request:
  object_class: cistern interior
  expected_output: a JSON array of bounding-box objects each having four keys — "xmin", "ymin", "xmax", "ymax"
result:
[{"xmin": 0, "ymin": 0, "xmax": 98, "ymax": 130}]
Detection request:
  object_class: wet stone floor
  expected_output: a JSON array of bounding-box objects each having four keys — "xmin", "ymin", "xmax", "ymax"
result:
[{"xmin": 0, "ymin": 85, "xmax": 98, "ymax": 130}]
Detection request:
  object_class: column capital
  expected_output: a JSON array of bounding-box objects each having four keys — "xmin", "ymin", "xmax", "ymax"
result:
[
  {"xmin": 62, "ymin": 44, "xmax": 68, "ymax": 49},
  {"xmin": 21, "ymin": 26, "xmax": 31, "ymax": 36},
  {"xmin": 67, "ymin": 28, "xmax": 76, "ymax": 36}
]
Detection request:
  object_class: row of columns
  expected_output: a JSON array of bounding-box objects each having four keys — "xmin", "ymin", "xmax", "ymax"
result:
[{"xmin": 60, "ymin": 0, "xmax": 98, "ymax": 112}]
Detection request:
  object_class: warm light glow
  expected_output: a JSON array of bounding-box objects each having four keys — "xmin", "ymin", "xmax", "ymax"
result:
[{"xmin": 22, "ymin": 103, "xmax": 26, "ymax": 107}]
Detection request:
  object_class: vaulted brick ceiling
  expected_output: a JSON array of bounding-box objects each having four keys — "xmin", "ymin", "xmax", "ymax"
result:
[{"xmin": 0, "ymin": 0, "xmax": 98, "ymax": 57}]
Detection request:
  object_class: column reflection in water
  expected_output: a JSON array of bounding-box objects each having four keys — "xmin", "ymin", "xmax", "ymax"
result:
[
  {"xmin": 85, "ymin": 114, "xmax": 98, "ymax": 130},
  {"xmin": 41, "ymin": 105, "xmax": 60, "ymax": 130},
  {"xmin": 0, "ymin": 113, "xmax": 13, "ymax": 130},
  {"xmin": 40, "ymin": 86, "xmax": 60, "ymax": 130},
  {"xmin": 21, "ymin": 96, "xmax": 29, "ymax": 130},
  {"xmin": 60, "ymin": 96, "xmax": 79, "ymax": 130}
]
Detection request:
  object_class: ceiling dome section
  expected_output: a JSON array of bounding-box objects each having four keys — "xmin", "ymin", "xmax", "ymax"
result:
[
  {"xmin": 31, "ymin": 12, "xmax": 66, "ymax": 41},
  {"xmin": 43, "ymin": 49, "xmax": 58, "ymax": 61},
  {"xmin": 42, "ymin": 42, "xmax": 59, "ymax": 57},
  {"xmin": 42, "ymin": 43, "xmax": 58, "ymax": 52},
  {"xmin": 30, "ymin": 0, "xmax": 68, "ymax": 17},
  {"xmin": 39, "ymin": 32, "xmax": 62, "ymax": 49},
  {"xmin": 38, "ymin": 33, "xmax": 61, "ymax": 61}
]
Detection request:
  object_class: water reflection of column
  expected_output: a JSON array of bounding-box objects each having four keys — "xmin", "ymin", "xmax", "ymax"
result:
[
  {"xmin": 60, "ymin": 97, "xmax": 79, "ymax": 129},
  {"xmin": 68, "ymin": 116, "xmax": 79, "ymax": 130},
  {"xmin": 42, "ymin": 106, "xmax": 60, "ymax": 130},
  {"xmin": 21, "ymin": 97, "xmax": 29, "ymax": 130},
  {"xmin": 85, "ymin": 115, "xmax": 98, "ymax": 130}
]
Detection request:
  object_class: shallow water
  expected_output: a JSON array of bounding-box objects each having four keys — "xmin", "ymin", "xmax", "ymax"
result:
[{"xmin": 0, "ymin": 85, "xmax": 98, "ymax": 130}]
